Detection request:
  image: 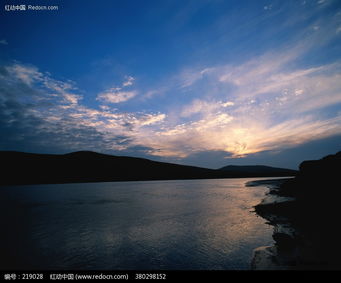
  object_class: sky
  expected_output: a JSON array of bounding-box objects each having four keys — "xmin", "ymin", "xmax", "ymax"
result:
[{"xmin": 0, "ymin": 0, "xmax": 341, "ymax": 169}]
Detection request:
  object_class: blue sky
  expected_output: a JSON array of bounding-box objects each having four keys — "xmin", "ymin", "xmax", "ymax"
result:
[{"xmin": 1, "ymin": 0, "xmax": 341, "ymax": 169}]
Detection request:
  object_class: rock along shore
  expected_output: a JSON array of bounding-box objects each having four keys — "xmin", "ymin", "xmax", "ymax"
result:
[{"xmin": 249, "ymin": 151, "xmax": 341, "ymax": 270}]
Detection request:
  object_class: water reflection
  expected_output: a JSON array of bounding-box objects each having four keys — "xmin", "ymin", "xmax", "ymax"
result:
[{"xmin": 0, "ymin": 178, "xmax": 276, "ymax": 269}]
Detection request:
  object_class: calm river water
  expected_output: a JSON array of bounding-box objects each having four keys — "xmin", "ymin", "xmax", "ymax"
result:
[{"xmin": 0, "ymin": 178, "xmax": 278, "ymax": 270}]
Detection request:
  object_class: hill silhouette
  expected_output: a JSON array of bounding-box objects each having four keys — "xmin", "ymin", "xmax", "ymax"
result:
[
  {"xmin": 219, "ymin": 165, "xmax": 296, "ymax": 176},
  {"xmin": 0, "ymin": 151, "xmax": 296, "ymax": 185},
  {"xmin": 254, "ymin": 151, "xmax": 341, "ymax": 269}
]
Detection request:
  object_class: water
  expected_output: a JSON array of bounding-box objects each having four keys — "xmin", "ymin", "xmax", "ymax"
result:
[{"xmin": 0, "ymin": 178, "xmax": 277, "ymax": 270}]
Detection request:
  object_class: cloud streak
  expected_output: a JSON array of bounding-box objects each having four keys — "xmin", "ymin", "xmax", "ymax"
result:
[
  {"xmin": 96, "ymin": 75, "xmax": 138, "ymax": 104},
  {"xmin": 97, "ymin": 89, "xmax": 137, "ymax": 104}
]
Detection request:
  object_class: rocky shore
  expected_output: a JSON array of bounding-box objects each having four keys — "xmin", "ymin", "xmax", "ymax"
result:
[{"xmin": 250, "ymin": 151, "xmax": 341, "ymax": 270}]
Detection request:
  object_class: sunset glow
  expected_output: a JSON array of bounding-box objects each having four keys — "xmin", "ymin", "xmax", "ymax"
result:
[{"xmin": 1, "ymin": 0, "xmax": 341, "ymax": 168}]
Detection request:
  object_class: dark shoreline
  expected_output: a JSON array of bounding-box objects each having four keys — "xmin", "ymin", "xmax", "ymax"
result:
[
  {"xmin": 247, "ymin": 178, "xmax": 296, "ymax": 270},
  {"xmin": 250, "ymin": 151, "xmax": 341, "ymax": 270}
]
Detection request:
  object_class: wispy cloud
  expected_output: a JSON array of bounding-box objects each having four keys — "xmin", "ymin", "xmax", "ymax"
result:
[
  {"xmin": 0, "ymin": 39, "xmax": 8, "ymax": 45},
  {"xmin": 97, "ymin": 89, "xmax": 137, "ymax": 104},
  {"xmin": 6, "ymin": 63, "xmax": 42, "ymax": 85},
  {"xmin": 122, "ymin": 76, "xmax": 135, "ymax": 87},
  {"xmin": 96, "ymin": 75, "xmax": 137, "ymax": 104},
  {"xmin": 180, "ymin": 99, "xmax": 234, "ymax": 118},
  {"xmin": 180, "ymin": 67, "xmax": 214, "ymax": 88}
]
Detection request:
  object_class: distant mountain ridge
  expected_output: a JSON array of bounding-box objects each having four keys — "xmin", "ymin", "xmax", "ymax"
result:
[
  {"xmin": 219, "ymin": 165, "xmax": 296, "ymax": 176},
  {"xmin": 0, "ymin": 151, "xmax": 297, "ymax": 185}
]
